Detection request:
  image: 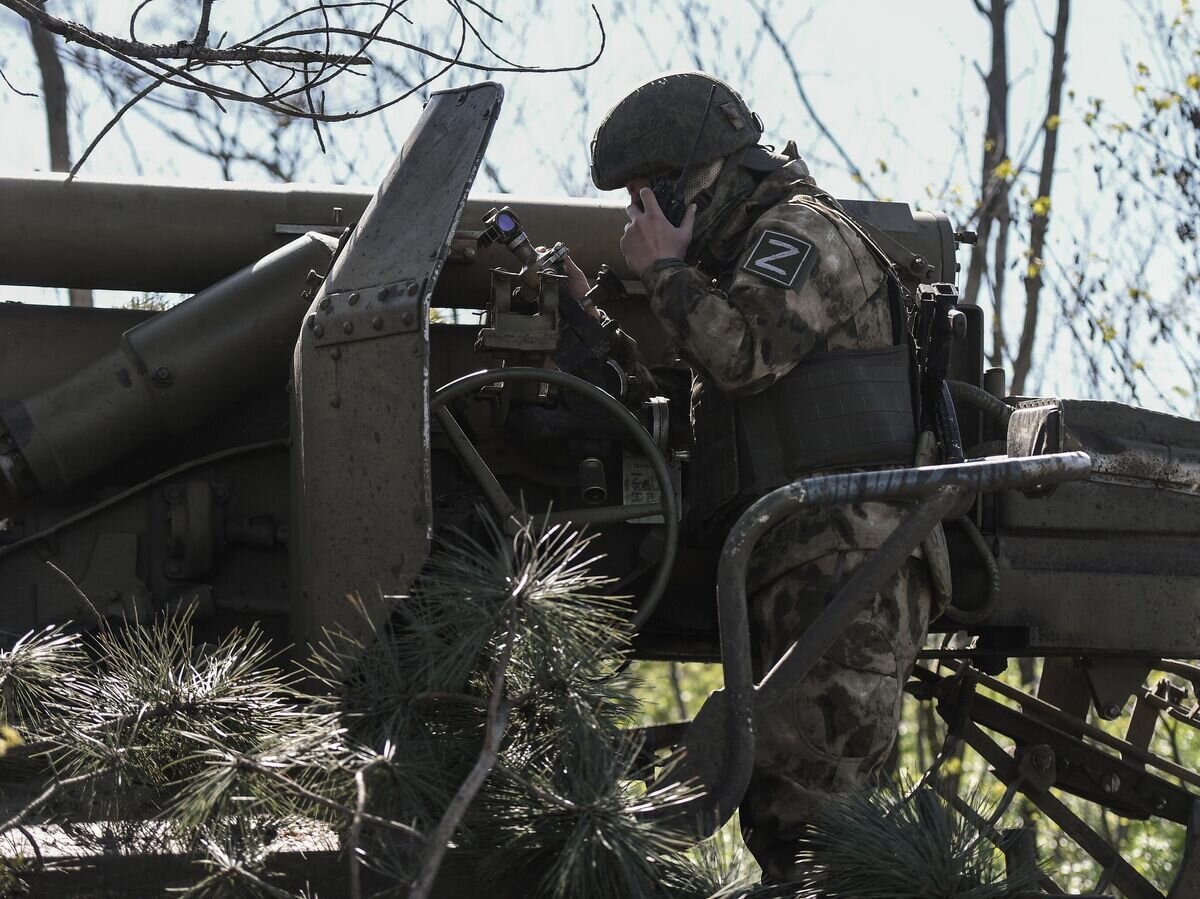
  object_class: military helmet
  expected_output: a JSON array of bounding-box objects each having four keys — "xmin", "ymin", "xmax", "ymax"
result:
[{"xmin": 590, "ymin": 72, "xmax": 762, "ymax": 191}]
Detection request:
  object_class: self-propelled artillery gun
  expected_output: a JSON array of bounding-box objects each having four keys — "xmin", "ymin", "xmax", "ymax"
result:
[{"xmin": 2, "ymin": 83, "xmax": 1199, "ymax": 897}]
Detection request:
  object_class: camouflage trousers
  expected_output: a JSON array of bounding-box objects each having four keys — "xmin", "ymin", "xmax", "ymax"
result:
[{"xmin": 739, "ymin": 541, "xmax": 933, "ymax": 883}]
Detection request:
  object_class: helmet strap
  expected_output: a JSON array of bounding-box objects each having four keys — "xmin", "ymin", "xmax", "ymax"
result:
[{"xmin": 654, "ymin": 84, "xmax": 719, "ymax": 226}]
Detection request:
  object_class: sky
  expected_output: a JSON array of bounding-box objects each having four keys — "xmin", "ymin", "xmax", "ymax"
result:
[{"xmin": 0, "ymin": 0, "xmax": 1191, "ymax": 410}]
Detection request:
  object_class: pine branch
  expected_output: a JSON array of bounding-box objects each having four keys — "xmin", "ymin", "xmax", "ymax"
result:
[{"xmin": 409, "ymin": 605, "xmax": 518, "ymax": 899}]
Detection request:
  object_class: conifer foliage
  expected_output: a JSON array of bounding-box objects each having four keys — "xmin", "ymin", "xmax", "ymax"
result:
[
  {"xmin": 0, "ymin": 515, "xmax": 1025, "ymax": 897},
  {"xmin": 0, "ymin": 518, "xmax": 734, "ymax": 897}
]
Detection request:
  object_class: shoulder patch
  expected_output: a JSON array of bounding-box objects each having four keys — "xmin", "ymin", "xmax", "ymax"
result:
[{"xmin": 742, "ymin": 229, "xmax": 816, "ymax": 289}]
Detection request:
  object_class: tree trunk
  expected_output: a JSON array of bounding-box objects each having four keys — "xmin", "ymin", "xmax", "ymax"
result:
[
  {"xmin": 28, "ymin": 1, "xmax": 93, "ymax": 307},
  {"xmin": 1011, "ymin": 0, "xmax": 1070, "ymax": 395},
  {"xmin": 963, "ymin": 1, "xmax": 1010, "ymax": 373}
]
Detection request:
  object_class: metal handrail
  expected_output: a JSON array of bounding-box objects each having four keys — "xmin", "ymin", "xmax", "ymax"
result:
[{"xmin": 664, "ymin": 451, "xmax": 1093, "ymax": 837}]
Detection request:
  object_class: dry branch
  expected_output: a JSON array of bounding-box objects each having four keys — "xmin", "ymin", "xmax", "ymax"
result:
[{"xmin": 0, "ymin": 0, "xmax": 606, "ymax": 179}]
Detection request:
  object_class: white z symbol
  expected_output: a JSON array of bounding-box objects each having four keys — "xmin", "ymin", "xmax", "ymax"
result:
[{"xmin": 755, "ymin": 238, "xmax": 803, "ymax": 276}]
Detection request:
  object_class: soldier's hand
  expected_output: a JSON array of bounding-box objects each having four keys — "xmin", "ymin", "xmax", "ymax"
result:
[
  {"xmin": 535, "ymin": 246, "xmax": 589, "ymax": 300},
  {"xmin": 621, "ymin": 188, "xmax": 695, "ymax": 278},
  {"xmin": 562, "ymin": 254, "xmax": 591, "ymax": 303}
]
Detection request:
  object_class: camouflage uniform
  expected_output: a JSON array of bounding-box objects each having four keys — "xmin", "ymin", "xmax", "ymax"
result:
[{"xmin": 640, "ymin": 159, "xmax": 937, "ymax": 881}]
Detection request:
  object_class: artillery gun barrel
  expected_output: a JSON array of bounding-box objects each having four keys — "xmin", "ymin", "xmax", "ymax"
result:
[
  {"xmin": 0, "ymin": 232, "xmax": 336, "ymax": 497},
  {"xmin": 0, "ymin": 175, "xmax": 957, "ymax": 298},
  {"xmin": 0, "ymin": 174, "xmax": 636, "ymax": 296}
]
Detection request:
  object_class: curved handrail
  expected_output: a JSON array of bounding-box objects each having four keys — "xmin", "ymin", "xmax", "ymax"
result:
[{"xmin": 663, "ymin": 451, "xmax": 1093, "ymax": 837}]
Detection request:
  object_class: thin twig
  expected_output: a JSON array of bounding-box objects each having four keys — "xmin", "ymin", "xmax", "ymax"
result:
[
  {"xmin": 348, "ymin": 759, "xmax": 385, "ymax": 899},
  {"xmin": 237, "ymin": 757, "xmax": 424, "ymax": 841},
  {"xmin": 408, "ymin": 606, "xmax": 519, "ymax": 899},
  {"xmin": 0, "ymin": 65, "xmax": 38, "ymax": 97},
  {"xmin": 0, "ymin": 768, "xmax": 106, "ymax": 837},
  {"xmin": 2, "ymin": 0, "xmax": 371, "ymax": 65},
  {"xmin": 192, "ymin": 0, "xmax": 214, "ymax": 50},
  {"xmin": 749, "ymin": 0, "xmax": 877, "ymax": 197},
  {"xmin": 66, "ymin": 74, "xmax": 167, "ymax": 181}
]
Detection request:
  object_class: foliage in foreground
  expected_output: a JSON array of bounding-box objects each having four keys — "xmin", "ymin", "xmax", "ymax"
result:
[
  {"xmin": 0, "ymin": 516, "xmax": 1033, "ymax": 898},
  {"xmin": 778, "ymin": 783, "xmax": 1039, "ymax": 899},
  {"xmin": 0, "ymin": 519, "xmax": 731, "ymax": 897}
]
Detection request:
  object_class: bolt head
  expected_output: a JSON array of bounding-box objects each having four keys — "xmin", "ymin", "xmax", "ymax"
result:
[
  {"xmin": 1030, "ymin": 746, "xmax": 1054, "ymax": 772},
  {"xmin": 342, "ymin": 320, "xmax": 354, "ymax": 334},
  {"xmin": 306, "ymin": 315, "xmax": 317, "ymax": 330},
  {"xmin": 348, "ymin": 292, "xmax": 360, "ymax": 305},
  {"xmin": 408, "ymin": 282, "xmax": 420, "ymax": 297},
  {"xmin": 1154, "ymin": 797, "xmax": 1167, "ymax": 812},
  {"xmin": 401, "ymin": 310, "xmax": 415, "ymax": 327},
  {"xmin": 1102, "ymin": 772, "xmax": 1121, "ymax": 794},
  {"xmin": 152, "ymin": 366, "xmax": 171, "ymax": 382},
  {"xmin": 314, "ymin": 324, "xmax": 325, "ymax": 338},
  {"xmin": 1104, "ymin": 703, "xmax": 1122, "ymax": 719},
  {"xmin": 318, "ymin": 296, "xmax": 331, "ymax": 310},
  {"xmin": 371, "ymin": 315, "xmax": 383, "ymax": 330},
  {"xmin": 377, "ymin": 287, "xmax": 390, "ymax": 302},
  {"xmin": 329, "ymin": 347, "xmax": 341, "ymax": 360}
]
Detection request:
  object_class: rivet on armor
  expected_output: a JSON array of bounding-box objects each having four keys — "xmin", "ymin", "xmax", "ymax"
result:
[
  {"xmin": 372, "ymin": 315, "xmax": 384, "ymax": 330},
  {"xmin": 342, "ymin": 320, "xmax": 354, "ymax": 334},
  {"xmin": 314, "ymin": 324, "xmax": 325, "ymax": 338},
  {"xmin": 408, "ymin": 281, "xmax": 420, "ymax": 296},
  {"xmin": 348, "ymin": 292, "xmax": 360, "ymax": 305},
  {"xmin": 401, "ymin": 310, "xmax": 415, "ymax": 326}
]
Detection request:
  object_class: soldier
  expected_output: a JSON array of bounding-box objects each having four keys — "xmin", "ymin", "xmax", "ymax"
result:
[{"xmin": 586, "ymin": 72, "xmax": 949, "ymax": 881}]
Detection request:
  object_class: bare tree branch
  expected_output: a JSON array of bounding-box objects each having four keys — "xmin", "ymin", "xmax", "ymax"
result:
[
  {"xmin": 0, "ymin": 0, "xmax": 607, "ymax": 179},
  {"xmin": 4, "ymin": 0, "xmax": 372, "ymax": 65},
  {"xmin": 751, "ymin": 0, "xmax": 877, "ymax": 197},
  {"xmin": 408, "ymin": 606, "xmax": 518, "ymax": 899},
  {"xmin": 67, "ymin": 71, "xmax": 167, "ymax": 180},
  {"xmin": 1011, "ymin": 0, "xmax": 1070, "ymax": 394},
  {"xmin": 0, "ymin": 63, "xmax": 37, "ymax": 96},
  {"xmin": 25, "ymin": 0, "xmax": 70, "ymax": 171}
]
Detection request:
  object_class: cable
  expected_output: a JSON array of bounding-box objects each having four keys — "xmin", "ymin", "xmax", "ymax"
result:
[{"xmin": 0, "ymin": 439, "xmax": 288, "ymax": 560}]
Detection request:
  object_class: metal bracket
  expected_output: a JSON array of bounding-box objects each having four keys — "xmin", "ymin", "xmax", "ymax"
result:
[
  {"xmin": 476, "ymin": 268, "xmax": 560, "ymax": 353},
  {"xmin": 447, "ymin": 229, "xmax": 484, "ymax": 263},
  {"xmin": 1084, "ymin": 659, "xmax": 1152, "ymax": 721},
  {"xmin": 275, "ymin": 205, "xmax": 347, "ymax": 237},
  {"xmin": 307, "ymin": 279, "xmax": 422, "ymax": 347},
  {"xmin": 1007, "ymin": 398, "xmax": 1066, "ymax": 496}
]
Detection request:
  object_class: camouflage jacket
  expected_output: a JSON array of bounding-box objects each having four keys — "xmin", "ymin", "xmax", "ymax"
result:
[
  {"xmin": 641, "ymin": 161, "xmax": 892, "ymax": 395},
  {"xmin": 639, "ymin": 160, "xmax": 951, "ymax": 600}
]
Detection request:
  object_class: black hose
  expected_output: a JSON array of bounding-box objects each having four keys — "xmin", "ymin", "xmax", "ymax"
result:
[
  {"xmin": 948, "ymin": 380, "xmax": 1013, "ymax": 426},
  {"xmin": 940, "ymin": 516, "xmax": 1001, "ymax": 625}
]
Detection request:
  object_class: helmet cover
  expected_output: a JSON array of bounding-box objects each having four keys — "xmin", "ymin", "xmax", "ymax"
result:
[{"xmin": 590, "ymin": 72, "xmax": 762, "ymax": 191}]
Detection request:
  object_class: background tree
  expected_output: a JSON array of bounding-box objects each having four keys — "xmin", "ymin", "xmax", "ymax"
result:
[{"xmin": 1075, "ymin": 0, "xmax": 1200, "ymax": 415}]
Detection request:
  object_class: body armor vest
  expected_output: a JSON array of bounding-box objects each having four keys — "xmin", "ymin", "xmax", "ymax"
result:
[{"xmin": 687, "ymin": 206, "xmax": 918, "ymax": 539}]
